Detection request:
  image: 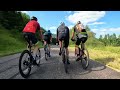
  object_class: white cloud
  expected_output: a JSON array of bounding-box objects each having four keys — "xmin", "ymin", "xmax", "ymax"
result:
[
  {"xmin": 68, "ymin": 25, "xmax": 74, "ymax": 29},
  {"xmin": 66, "ymin": 11, "xmax": 106, "ymax": 25},
  {"xmin": 109, "ymin": 27, "xmax": 120, "ymax": 32},
  {"xmin": 49, "ymin": 26, "xmax": 57, "ymax": 34},
  {"xmin": 88, "ymin": 22, "xmax": 106, "ymax": 25},
  {"xmin": 91, "ymin": 27, "xmax": 120, "ymax": 38}
]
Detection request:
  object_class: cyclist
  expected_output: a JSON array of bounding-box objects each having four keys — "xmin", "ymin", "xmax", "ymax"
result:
[
  {"xmin": 43, "ymin": 30, "xmax": 52, "ymax": 57},
  {"xmin": 71, "ymin": 21, "xmax": 88, "ymax": 61},
  {"xmin": 56, "ymin": 22, "xmax": 70, "ymax": 64},
  {"xmin": 22, "ymin": 16, "xmax": 43, "ymax": 65}
]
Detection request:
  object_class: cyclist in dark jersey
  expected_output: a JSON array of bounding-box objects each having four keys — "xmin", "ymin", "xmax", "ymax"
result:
[
  {"xmin": 22, "ymin": 16, "xmax": 43, "ymax": 65},
  {"xmin": 56, "ymin": 22, "xmax": 70, "ymax": 64},
  {"xmin": 71, "ymin": 21, "xmax": 88, "ymax": 61},
  {"xmin": 43, "ymin": 30, "xmax": 52, "ymax": 57}
]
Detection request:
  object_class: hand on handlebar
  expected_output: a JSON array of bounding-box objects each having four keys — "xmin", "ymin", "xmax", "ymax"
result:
[{"xmin": 71, "ymin": 38, "xmax": 75, "ymax": 41}]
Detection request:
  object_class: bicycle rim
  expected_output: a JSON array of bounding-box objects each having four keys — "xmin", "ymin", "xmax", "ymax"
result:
[
  {"xmin": 81, "ymin": 49, "xmax": 89, "ymax": 69},
  {"xmin": 62, "ymin": 48, "xmax": 68, "ymax": 73},
  {"xmin": 36, "ymin": 48, "xmax": 41, "ymax": 66},
  {"xmin": 45, "ymin": 48, "xmax": 48, "ymax": 61},
  {"xmin": 64, "ymin": 58, "xmax": 68, "ymax": 73},
  {"xmin": 19, "ymin": 50, "xmax": 32, "ymax": 78}
]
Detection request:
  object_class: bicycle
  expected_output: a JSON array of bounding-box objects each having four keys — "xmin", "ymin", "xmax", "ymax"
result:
[
  {"xmin": 44, "ymin": 43, "xmax": 50, "ymax": 61},
  {"xmin": 71, "ymin": 38, "xmax": 89, "ymax": 70},
  {"xmin": 19, "ymin": 35, "xmax": 41, "ymax": 78},
  {"xmin": 61, "ymin": 40, "xmax": 69, "ymax": 73}
]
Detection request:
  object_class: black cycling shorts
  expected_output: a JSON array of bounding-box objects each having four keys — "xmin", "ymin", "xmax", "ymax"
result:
[
  {"xmin": 76, "ymin": 37, "xmax": 88, "ymax": 46},
  {"xmin": 23, "ymin": 32, "xmax": 38, "ymax": 44},
  {"xmin": 58, "ymin": 34, "xmax": 69, "ymax": 48},
  {"xmin": 43, "ymin": 35, "xmax": 51, "ymax": 44}
]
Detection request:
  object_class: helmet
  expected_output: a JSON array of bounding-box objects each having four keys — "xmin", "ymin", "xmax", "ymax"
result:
[
  {"xmin": 31, "ymin": 16, "xmax": 37, "ymax": 21},
  {"xmin": 77, "ymin": 21, "xmax": 81, "ymax": 24},
  {"xmin": 48, "ymin": 30, "xmax": 51, "ymax": 33},
  {"xmin": 60, "ymin": 22, "xmax": 65, "ymax": 26}
]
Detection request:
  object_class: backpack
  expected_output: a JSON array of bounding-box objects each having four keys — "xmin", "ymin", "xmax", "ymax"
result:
[
  {"xmin": 58, "ymin": 25, "xmax": 67, "ymax": 37},
  {"xmin": 47, "ymin": 32, "xmax": 51, "ymax": 38}
]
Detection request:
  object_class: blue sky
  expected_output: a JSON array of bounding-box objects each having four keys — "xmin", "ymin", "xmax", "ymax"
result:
[{"xmin": 21, "ymin": 11, "xmax": 120, "ymax": 38}]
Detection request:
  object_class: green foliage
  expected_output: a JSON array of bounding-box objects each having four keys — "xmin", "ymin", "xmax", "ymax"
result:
[
  {"xmin": 0, "ymin": 11, "xmax": 30, "ymax": 32},
  {"xmin": 99, "ymin": 33, "xmax": 120, "ymax": 46}
]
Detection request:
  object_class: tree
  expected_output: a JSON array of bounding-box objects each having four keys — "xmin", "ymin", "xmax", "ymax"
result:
[{"xmin": 85, "ymin": 25, "xmax": 91, "ymax": 31}]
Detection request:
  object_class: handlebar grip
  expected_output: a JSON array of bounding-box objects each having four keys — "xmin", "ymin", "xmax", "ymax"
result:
[{"xmin": 71, "ymin": 38, "xmax": 75, "ymax": 41}]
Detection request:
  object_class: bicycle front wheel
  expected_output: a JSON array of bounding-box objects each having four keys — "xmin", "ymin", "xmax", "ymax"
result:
[
  {"xmin": 36, "ymin": 48, "xmax": 41, "ymax": 66},
  {"xmin": 19, "ymin": 50, "xmax": 32, "ymax": 78}
]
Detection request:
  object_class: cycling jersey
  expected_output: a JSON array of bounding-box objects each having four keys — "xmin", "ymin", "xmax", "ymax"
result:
[
  {"xmin": 43, "ymin": 31, "xmax": 52, "ymax": 44},
  {"xmin": 23, "ymin": 20, "xmax": 40, "ymax": 34},
  {"xmin": 57, "ymin": 25, "xmax": 69, "ymax": 48},
  {"xmin": 74, "ymin": 24, "xmax": 87, "ymax": 35}
]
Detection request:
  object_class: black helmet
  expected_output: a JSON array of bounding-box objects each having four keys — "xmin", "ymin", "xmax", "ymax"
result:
[
  {"xmin": 48, "ymin": 30, "xmax": 51, "ymax": 33},
  {"xmin": 31, "ymin": 16, "xmax": 37, "ymax": 21},
  {"xmin": 77, "ymin": 21, "xmax": 81, "ymax": 24}
]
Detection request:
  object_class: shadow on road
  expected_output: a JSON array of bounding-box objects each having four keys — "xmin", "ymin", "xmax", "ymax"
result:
[
  {"xmin": 64, "ymin": 59, "xmax": 106, "ymax": 76},
  {"xmin": 25, "ymin": 49, "xmax": 111, "ymax": 79}
]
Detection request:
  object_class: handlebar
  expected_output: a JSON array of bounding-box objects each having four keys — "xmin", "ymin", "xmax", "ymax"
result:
[{"xmin": 71, "ymin": 38, "xmax": 76, "ymax": 41}]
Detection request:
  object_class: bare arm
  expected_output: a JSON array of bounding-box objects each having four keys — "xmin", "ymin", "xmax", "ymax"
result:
[
  {"xmin": 50, "ymin": 33, "xmax": 52, "ymax": 42},
  {"xmin": 71, "ymin": 27, "xmax": 75, "ymax": 39},
  {"xmin": 39, "ymin": 29, "xmax": 43, "ymax": 41},
  {"xmin": 56, "ymin": 28, "xmax": 58, "ymax": 41}
]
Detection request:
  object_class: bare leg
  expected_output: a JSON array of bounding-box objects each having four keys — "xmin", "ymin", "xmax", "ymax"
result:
[
  {"xmin": 65, "ymin": 47, "xmax": 70, "ymax": 64},
  {"xmin": 48, "ymin": 44, "xmax": 51, "ymax": 56},
  {"xmin": 44, "ymin": 41, "xmax": 47, "ymax": 51},
  {"xmin": 66, "ymin": 47, "xmax": 69, "ymax": 59},
  {"xmin": 33, "ymin": 44, "xmax": 39, "ymax": 60},
  {"xmin": 75, "ymin": 45, "xmax": 79, "ymax": 55},
  {"xmin": 59, "ymin": 40, "xmax": 62, "ymax": 55},
  {"xmin": 48, "ymin": 44, "xmax": 50, "ymax": 52}
]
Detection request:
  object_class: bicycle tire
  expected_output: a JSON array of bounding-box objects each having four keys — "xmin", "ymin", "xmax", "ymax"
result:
[
  {"xmin": 62, "ymin": 48, "xmax": 68, "ymax": 73},
  {"xmin": 81, "ymin": 48, "xmax": 89, "ymax": 70},
  {"xmin": 19, "ymin": 50, "xmax": 32, "ymax": 78},
  {"xmin": 36, "ymin": 48, "xmax": 41, "ymax": 66},
  {"xmin": 45, "ymin": 47, "xmax": 48, "ymax": 61}
]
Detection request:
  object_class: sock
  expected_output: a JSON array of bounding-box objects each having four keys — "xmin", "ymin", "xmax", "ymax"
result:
[
  {"xmin": 60, "ymin": 48, "xmax": 61, "ymax": 52},
  {"xmin": 44, "ymin": 45, "xmax": 47, "ymax": 51}
]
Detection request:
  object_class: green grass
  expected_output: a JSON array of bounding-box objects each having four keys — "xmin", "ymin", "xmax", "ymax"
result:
[
  {"xmin": 0, "ymin": 27, "xmax": 43, "ymax": 57},
  {"xmin": 69, "ymin": 46, "xmax": 120, "ymax": 72}
]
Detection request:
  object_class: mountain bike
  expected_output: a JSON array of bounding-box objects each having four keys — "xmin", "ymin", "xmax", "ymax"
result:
[
  {"xmin": 19, "ymin": 35, "xmax": 41, "ymax": 78},
  {"xmin": 71, "ymin": 38, "xmax": 89, "ymax": 70},
  {"xmin": 44, "ymin": 43, "xmax": 50, "ymax": 61}
]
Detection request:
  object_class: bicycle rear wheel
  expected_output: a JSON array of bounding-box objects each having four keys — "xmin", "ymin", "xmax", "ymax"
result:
[
  {"xmin": 19, "ymin": 50, "xmax": 32, "ymax": 78},
  {"xmin": 45, "ymin": 47, "xmax": 48, "ymax": 61},
  {"xmin": 62, "ymin": 48, "xmax": 68, "ymax": 73},
  {"xmin": 81, "ymin": 48, "xmax": 89, "ymax": 70}
]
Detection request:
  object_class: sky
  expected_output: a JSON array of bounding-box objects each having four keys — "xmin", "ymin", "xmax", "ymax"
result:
[{"xmin": 21, "ymin": 11, "xmax": 120, "ymax": 38}]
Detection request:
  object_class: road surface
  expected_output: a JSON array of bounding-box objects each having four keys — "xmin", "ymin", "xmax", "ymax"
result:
[{"xmin": 0, "ymin": 45, "xmax": 120, "ymax": 79}]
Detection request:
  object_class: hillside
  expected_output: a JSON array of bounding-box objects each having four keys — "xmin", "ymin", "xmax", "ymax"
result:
[{"xmin": 0, "ymin": 26, "xmax": 25, "ymax": 56}]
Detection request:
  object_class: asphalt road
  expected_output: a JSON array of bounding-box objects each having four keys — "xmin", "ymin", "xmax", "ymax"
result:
[{"xmin": 0, "ymin": 45, "xmax": 120, "ymax": 79}]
